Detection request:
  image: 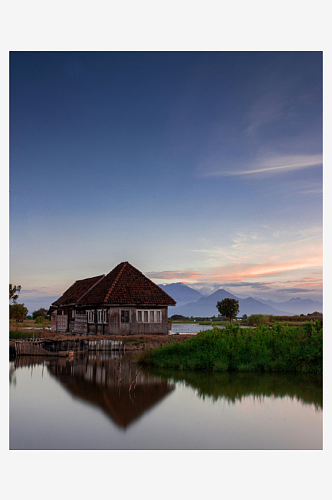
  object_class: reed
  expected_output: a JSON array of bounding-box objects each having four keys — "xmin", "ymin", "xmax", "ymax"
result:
[{"xmin": 138, "ymin": 322, "xmax": 322, "ymax": 373}]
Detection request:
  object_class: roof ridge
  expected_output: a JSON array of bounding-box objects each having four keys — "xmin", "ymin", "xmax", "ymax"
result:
[
  {"xmin": 125, "ymin": 262, "xmax": 177, "ymax": 299},
  {"xmin": 76, "ymin": 274, "xmax": 103, "ymax": 283},
  {"xmin": 77, "ymin": 274, "xmax": 105, "ymax": 302},
  {"xmin": 104, "ymin": 262, "xmax": 128, "ymax": 303}
]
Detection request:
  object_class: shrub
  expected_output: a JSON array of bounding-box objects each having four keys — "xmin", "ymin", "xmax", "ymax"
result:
[
  {"xmin": 247, "ymin": 314, "xmax": 271, "ymax": 326},
  {"xmin": 139, "ymin": 323, "xmax": 322, "ymax": 374}
]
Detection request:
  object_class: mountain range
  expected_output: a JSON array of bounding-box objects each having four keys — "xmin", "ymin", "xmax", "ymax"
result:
[{"xmin": 159, "ymin": 283, "xmax": 322, "ymax": 317}]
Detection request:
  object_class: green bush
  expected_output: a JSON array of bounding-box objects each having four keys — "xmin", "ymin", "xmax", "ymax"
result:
[
  {"xmin": 138, "ymin": 322, "xmax": 322, "ymax": 374},
  {"xmin": 246, "ymin": 314, "xmax": 271, "ymax": 326}
]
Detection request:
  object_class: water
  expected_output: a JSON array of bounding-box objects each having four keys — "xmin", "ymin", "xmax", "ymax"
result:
[
  {"xmin": 170, "ymin": 322, "xmax": 222, "ymax": 334},
  {"xmin": 9, "ymin": 353, "xmax": 322, "ymax": 450}
]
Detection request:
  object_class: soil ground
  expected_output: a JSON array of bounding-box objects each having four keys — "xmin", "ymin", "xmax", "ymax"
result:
[{"xmin": 9, "ymin": 324, "xmax": 195, "ymax": 350}]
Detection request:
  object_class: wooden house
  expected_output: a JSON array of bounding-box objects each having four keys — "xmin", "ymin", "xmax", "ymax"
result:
[{"xmin": 49, "ymin": 262, "xmax": 176, "ymax": 335}]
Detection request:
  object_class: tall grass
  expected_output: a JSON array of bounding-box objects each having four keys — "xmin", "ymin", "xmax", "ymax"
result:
[
  {"xmin": 9, "ymin": 330, "xmax": 44, "ymax": 339},
  {"xmin": 138, "ymin": 322, "xmax": 322, "ymax": 373}
]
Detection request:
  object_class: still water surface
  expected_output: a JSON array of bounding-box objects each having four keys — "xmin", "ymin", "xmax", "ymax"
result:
[
  {"xmin": 170, "ymin": 323, "xmax": 219, "ymax": 334},
  {"xmin": 9, "ymin": 352, "xmax": 322, "ymax": 450}
]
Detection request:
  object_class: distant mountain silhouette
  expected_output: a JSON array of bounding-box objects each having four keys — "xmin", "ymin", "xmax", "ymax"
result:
[
  {"xmin": 253, "ymin": 297, "xmax": 323, "ymax": 315},
  {"xmin": 171, "ymin": 288, "xmax": 292, "ymax": 317},
  {"xmin": 158, "ymin": 283, "xmax": 203, "ymax": 307}
]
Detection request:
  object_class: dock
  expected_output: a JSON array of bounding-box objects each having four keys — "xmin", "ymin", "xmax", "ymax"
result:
[{"xmin": 10, "ymin": 338, "xmax": 125, "ymax": 358}]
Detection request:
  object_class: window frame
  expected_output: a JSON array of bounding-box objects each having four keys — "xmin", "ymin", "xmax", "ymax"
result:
[
  {"xmin": 136, "ymin": 309, "xmax": 162, "ymax": 323},
  {"xmin": 121, "ymin": 310, "xmax": 130, "ymax": 323},
  {"xmin": 96, "ymin": 309, "xmax": 108, "ymax": 324},
  {"xmin": 87, "ymin": 310, "xmax": 95, "ymax": 324}
]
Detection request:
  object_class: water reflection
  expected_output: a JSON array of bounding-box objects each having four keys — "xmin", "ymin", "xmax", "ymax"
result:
[
  {"xmin": 143, "ymin": 368, "xmax": 322, "ymax": 411},
  {"xmin": 10, "ymin": 354, "xmax": 322, "ymax": 449},
  {"xmin": 10, "ymin": 354, "xmax": 175, "ymax": 429}
]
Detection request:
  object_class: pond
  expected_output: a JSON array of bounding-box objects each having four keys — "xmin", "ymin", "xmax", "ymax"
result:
[
  {"xmin": 9, "ymin": 352, "xmax": 322, "ymax": 450},
  {"xmin": 170, "ymin": 322, "xmax": 223, "ymax": 334}
]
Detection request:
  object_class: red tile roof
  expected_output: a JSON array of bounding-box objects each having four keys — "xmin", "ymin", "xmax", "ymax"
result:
[
  {"xmin": 52, "ymin": 275, "xmax": 105, "ymax": 306},
  {"xmin": 52, "ymin": 262, "xmax": 176, "ymax": 307}
]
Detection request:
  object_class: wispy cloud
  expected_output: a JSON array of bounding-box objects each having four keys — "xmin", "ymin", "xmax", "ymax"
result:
[
  {"xmin": 149, "ymin": 258, "xmax": 322, "ymax": 285},
  {"xmin": 146, "ymin": 270, "xmax": 201, "ymax": 280},
  {"xmin": 246, "ymin": 85, "xmax": 288, "ymax": 136},
  {"xmin": 192, "ymin": 226, "xmax": 322, "ymax": 270},
  {"xmin": 149, "ymin": 223, "xmax": 322, "ymax": 301},
  {"xmin": 275, "ymin": 288, "xmax": 319, "ymax": 294},
  {"xmin": 199, "ymin": 154, "xmax": 322, "ymax": 178}
]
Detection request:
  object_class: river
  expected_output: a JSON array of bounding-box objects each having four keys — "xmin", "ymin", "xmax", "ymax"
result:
[{"xmin": 9, "ymin": 352, "xmax": 322, "ymax": 450}]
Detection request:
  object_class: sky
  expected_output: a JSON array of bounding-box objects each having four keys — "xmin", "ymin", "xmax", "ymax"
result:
[{"xmin": 9, "ymin": 51, "xmax": 323, "ymax": 313}]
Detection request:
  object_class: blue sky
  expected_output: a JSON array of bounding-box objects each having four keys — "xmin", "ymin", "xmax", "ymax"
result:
[{"xmin": 9, "ymin": 51, "xmax": 323, "ymax": 312}]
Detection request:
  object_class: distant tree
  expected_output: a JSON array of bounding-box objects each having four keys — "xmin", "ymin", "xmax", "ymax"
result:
[
  {"xmin": 9, "ymin": 284, "xmax": 21, "ymax": 304},
  {"xmin": 247, "ymin": 314, "xmax": 270, "ymax": 326},
  {"xmin": 216, "ymin": 298, "xmax": 239, "ymax": 323},
  {"xmin": 169, "ymin": 315, "xmax": 188, "ymax": 321},
  {"xmin": 10, "ymin": 303, "xmax": 28, "ymax": 322},
  {"xmin": 32, "ymin": 308, "xmax": 48, "ymax": 320}
]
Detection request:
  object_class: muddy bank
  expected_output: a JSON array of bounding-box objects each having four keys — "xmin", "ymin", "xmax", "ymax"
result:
[{"xmin": 9, "ymin": 326, "xmax": 195, "ymax": 350}]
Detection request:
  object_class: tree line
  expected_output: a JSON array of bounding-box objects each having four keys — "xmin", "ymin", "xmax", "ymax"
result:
[{"xmin": 9, "ymin": 284, "xmax": 49, "ymax": 322}]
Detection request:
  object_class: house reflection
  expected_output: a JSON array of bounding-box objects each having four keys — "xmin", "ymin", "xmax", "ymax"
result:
[{"xmin": 46, "ymin": 353, "xmax": 175, "ymax": 429}]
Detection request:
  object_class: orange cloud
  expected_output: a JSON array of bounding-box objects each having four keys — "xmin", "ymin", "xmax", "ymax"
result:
[
  {"xmin": 147, "ymin": 270, "xmax": 201, "ymax": 280},
  {"xmin": 148, "ymin": 255, "xmax": 322, "ymax": 287}
]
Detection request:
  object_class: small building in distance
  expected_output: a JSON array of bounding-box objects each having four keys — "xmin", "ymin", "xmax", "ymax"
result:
[{"xmin": 49, "ymin": 262, "xmax": 176, "ymax": 335}]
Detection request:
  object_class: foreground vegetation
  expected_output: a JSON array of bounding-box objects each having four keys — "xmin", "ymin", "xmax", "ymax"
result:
[{"xmin": 139, "ymin": 322, "xmax": 322, "ymax": 373}]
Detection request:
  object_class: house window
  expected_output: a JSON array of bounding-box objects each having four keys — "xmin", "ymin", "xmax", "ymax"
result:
[
  {"xmin": 136, "ymin": 310, "xmax": 162, "ymax": 323},
  {"xmin": 87, "ymin": 310, "xmax": 95, "ymax": 323},
  {"xmin": 97, "ymin": 310, "xmax": 108, "ymax": 323},
  {"xmin": 121, "ymin": 310, "xmax": 130, "ymax": 323}
]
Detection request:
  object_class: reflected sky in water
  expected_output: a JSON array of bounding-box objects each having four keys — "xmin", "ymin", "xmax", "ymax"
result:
[{"xmin": 9, "ymin": 354, "xmax": 322, "ymax": 450}]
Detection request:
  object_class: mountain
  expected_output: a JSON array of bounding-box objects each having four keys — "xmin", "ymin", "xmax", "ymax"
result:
[
  {"xmin": 158, "ymin": 283, "xmax": 203, "ymax": 307},
  {"xmin": 253, "ymin": 297, "xmax": 323, "ymax": 315},
  {"xmin": 171, "ymin": 288, "xmax": 292, "ymax": 317}
]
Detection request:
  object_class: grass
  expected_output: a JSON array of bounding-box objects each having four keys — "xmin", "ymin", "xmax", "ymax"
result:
[
  {"xmin": 9, "ymin": 330, "xmax": 45, "ymax": 339},
  {"xmin": 138, "ymin": 321, "xmax": 322, "ymax": 374}
]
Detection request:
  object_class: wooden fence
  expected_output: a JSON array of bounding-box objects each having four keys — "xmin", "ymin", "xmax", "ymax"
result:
[{"xmin": 11, "ymin": 338, "xmax": 124, "ymax": 357}]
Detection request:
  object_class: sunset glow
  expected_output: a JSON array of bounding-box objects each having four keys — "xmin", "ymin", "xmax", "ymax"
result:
[{"xmin": 9, "ymin": 51, "xmax": 323, "ymax": 312}]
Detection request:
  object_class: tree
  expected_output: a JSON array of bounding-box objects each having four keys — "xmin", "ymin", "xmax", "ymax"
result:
[
  {"xmin": 32, "ymin": 308, "xmax": 48, "ymax": 320},
  {"xmin": 10, "ymin": 303, "xmax": 28, "ymax": 322},
  {"xmin": 35, "ymin": 316, "xmax": 45, "ymax": 324},
  {"xmin": 9, "ymin": 284, "xmax": 21, "ymax": 304},
  {"xmin": 216, "ymin": 298, "xmax": 239, "ymax": 323}
]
